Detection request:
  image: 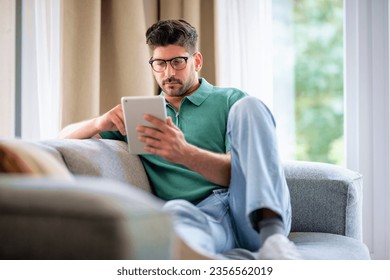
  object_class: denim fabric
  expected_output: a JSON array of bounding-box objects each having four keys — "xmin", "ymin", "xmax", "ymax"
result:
[
  {"xmin": 163, "ymin": 96, "xmax": 292, "ymax": 255},
  {"xmin": 163, "ymin": 189, "xmax": 235, "ymax": 254}
]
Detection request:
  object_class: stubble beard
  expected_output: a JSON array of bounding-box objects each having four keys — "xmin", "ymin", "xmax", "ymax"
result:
[{"xmin": 161, "ymin": 77, "xmax": 193, "ymax": 97}]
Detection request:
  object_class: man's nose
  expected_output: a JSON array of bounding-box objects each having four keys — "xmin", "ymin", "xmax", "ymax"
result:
[{"xmin": 164, "ymin": 63, "xmax": 176, "ymax": 77}]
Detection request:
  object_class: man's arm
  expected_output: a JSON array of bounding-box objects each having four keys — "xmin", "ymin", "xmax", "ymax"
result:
[
  {"xmin": 181, "ymin": 145, "xmax": 231, "ymax": 187},
  {"xmin": 58, "ymin": 119, "xmax": 102, "ymax": 139},
  {"xmin": 136, "ymin": 114, "xmax": 231, "ymax": 187},
  {"xmin": 58, "ymin": 105, "xmax": 126, "ymax": 139}
]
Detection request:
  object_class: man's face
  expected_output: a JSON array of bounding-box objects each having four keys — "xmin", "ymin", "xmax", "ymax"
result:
[{"xmin": 151, "ymin": 45, "xmax": 202, "ymax": 98}]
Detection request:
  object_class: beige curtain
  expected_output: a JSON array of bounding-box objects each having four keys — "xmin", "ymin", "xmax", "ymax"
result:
[
  {"xmin": 60, "ymin": 0, "xmax": 216, "ymax": 128},
  {"xmin": 158, "ymin": 0, "xmax": 216, "ymax": 85}
]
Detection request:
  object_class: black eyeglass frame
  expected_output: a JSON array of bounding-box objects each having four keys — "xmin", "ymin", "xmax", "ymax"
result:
[{"xmin": 148, "ymin": 54, "xmax": 194, "ymax": 72}]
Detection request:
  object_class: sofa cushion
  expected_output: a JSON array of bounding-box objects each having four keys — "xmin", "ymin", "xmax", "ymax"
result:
[
  {"xmin": 0, "ymin": 139, "xmax": 72, "ymax": 179},
  {"xmin": 0, "ymin": 176, "xmax": 173, "ymax": 259},
  {"xmin": 289, "ymin": 232, "xmax": 370, "ymax": 260},
  {"xmin": 222, "ymin": 232, "xmax": 370, "ymax": 260}
]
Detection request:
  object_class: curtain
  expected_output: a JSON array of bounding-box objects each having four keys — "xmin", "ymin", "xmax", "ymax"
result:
[
  {"xmin": 34, "ymin": 0, "xmax": 61, "ymax": 140},
  {"xmin": 215, "ymin": 0, "xmax": 274, "ymax": 108},
  {"xmin": 61, "ymin": 0, "xmax": 154, "ymax": 128},
  {"xmin": 0, "ymin": 0, "xmax": 61, "ymax": 140},
  {"xmin": 0, "ymin": 0, "xmax": 15, "ymax": 138},
  {"xmin": 17, "ymin": 0, "xmax": 61, "ymax": 140},
  {"xmin": 160, "ymin": 0, "xmax": 216, "ymax": 85},
  {"xmin": 214, "ymin": 0, "xmax": 296, "ymax": 160},
  {"xmin": 61, "ymin": 0, "xmax": 217, "ymax": 129}
]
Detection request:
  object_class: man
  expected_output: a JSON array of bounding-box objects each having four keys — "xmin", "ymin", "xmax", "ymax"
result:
[{"xmin": 59, "ymin": 19, "xmax": 301, "ymax": 260}]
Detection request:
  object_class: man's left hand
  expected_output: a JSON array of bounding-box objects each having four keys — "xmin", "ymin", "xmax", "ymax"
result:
[{"xmin": 136, "ymin": 114, "xmax": 190, "ymax": 164}]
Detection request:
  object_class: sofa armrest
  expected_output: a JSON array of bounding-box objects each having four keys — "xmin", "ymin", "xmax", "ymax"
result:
[
  {"xmin": 284, "ymin": 161, "xmax": 363, "ymax": 241},
  {"xmin": 0, "ymin": 176, "xmax": 173, "ymax": 259}
]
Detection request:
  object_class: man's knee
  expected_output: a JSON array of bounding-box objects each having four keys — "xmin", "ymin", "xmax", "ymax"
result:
[
  {"xmin": 229, "ymin": 96, "xmax": 276, "ymax": 127},
  {"xmin": 163, "ymin": 199, "xmax": 212, "ymax": 237},
  {"xmin": 163, "ymin": 199, "xmax": 193, "ymax": 215}
]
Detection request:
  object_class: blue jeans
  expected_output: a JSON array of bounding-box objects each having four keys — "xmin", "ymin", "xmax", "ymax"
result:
[{"xmin": 163, "ymin": 96, "xmax": 292, "ymax": 254}]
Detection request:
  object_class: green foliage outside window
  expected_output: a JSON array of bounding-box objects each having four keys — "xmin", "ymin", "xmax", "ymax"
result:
[{"xmin": 294, "ymin": 0, "xmax": 344, "ymax": 165}]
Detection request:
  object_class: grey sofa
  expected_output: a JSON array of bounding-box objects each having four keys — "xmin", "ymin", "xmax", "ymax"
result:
[{"xmin": 0, "ymin": 139, "xmax": 370, "ymax": 259}]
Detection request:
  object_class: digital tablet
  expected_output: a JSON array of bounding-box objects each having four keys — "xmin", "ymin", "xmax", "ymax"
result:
[{"xmin": 121, "ymin": 96, "xmax": 167, "ymax": 154}]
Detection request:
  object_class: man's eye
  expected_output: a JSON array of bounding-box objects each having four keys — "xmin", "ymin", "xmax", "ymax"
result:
[
  {"xmin": 155, "ymin": 60, "xmax": 166, "ymax": 66},
  {"xmin": 172, "ymin": 58, "xmax": 185, "ymax": 66}
]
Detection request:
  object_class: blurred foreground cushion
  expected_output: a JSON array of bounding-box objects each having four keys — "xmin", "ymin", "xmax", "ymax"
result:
[{"xmin": 0, "ymin": 139, "xmax": 72, "ymax": 180}]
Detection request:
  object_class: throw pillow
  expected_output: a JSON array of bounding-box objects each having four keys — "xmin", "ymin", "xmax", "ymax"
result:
[{"xmin": 0, "ymin": 139, "xmax": 73, "ymax": 179}]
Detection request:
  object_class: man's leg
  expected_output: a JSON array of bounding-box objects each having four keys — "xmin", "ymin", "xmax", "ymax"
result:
[
  {"xmin": 163, "ymin": 192, "xmax": 235, "ymax": 259},
  {"xmin": 227, "ymin": 96, "xmax": 300, "ymax": 259},
  {"xmin": 163, "ymin": 199, "xmax": 216, "ymax": 257}
]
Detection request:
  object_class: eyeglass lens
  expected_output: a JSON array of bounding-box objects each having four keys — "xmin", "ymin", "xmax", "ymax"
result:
[{"xmin": 151, "ymin": 57, "xmax": 187, "ymax": 72}]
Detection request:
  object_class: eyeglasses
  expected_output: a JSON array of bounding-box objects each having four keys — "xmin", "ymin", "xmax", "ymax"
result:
[{"xmin": 149, "ymin": 54, "xmax": 194, "ymax": 72}]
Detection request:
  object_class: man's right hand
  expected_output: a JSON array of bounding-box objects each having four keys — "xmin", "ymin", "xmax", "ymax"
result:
[{"xmin": 94, "ymin": 104, "xmax": 126, "ymax": 135}]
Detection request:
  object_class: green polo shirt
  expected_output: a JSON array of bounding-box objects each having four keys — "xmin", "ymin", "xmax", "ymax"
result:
[{"xmin": 100, "ymin": 78, "xmax": 247, "ymax": 203}]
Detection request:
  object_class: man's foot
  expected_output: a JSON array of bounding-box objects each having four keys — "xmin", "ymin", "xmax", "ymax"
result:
[{"xmin": 258, "ymin": 234, "xmax": 302, "ymax": 260}]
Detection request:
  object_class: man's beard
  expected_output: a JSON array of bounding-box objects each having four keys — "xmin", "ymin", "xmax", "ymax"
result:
[{"xmin": 161, "ymin": 77, "xmax": 187, "ymax": 96}]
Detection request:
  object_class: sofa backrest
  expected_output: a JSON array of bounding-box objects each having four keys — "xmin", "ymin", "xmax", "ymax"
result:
[{"xmin": 35, "ymin": 139, "xmax": 152, "ymax": 193}]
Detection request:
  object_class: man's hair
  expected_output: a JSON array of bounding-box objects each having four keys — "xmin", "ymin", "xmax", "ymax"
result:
[{"xmin": 146, "ymin": 19, "xmax": 198, "ymax": 53}]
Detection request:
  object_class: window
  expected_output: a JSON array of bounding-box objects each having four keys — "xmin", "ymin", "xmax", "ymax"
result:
[
  {"xmin": 273, "ymin": 0, "xmax": 344, "ymax": 165},
  {"xmin": 217, "ymin": 0, "xmax": 390, "ymax": 259},
  {"xmin": 216, "ymin": 0, "xmax": 344, "ymax": 165}
]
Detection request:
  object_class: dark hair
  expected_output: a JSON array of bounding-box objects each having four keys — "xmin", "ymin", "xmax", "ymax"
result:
[{"xmin": 146, "ymin": 19, "xmax": 198, "ymax": 53}]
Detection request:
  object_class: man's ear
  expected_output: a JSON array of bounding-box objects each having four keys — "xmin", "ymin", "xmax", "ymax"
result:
[{"xmin": 193, "ymin": 52, "xmax": 203, "ymax": 72}]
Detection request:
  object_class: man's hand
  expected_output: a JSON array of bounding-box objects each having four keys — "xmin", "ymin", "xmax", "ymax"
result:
[
  {"xmin": 137, "ymin": 114, "xmax": 231, "ymax": 187},
  {"xmin": 95, "ymin": 104, "xmax": 126, "ymax": 135},
  {"xmin": 136, "ymin": 114, "xmax": 189, "ymax": 164}
]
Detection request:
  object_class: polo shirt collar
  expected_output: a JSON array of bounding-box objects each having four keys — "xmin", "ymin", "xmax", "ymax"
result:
[{"xmin": 185, "ymin": 78, "xmax": 212, "ymax": 106}]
